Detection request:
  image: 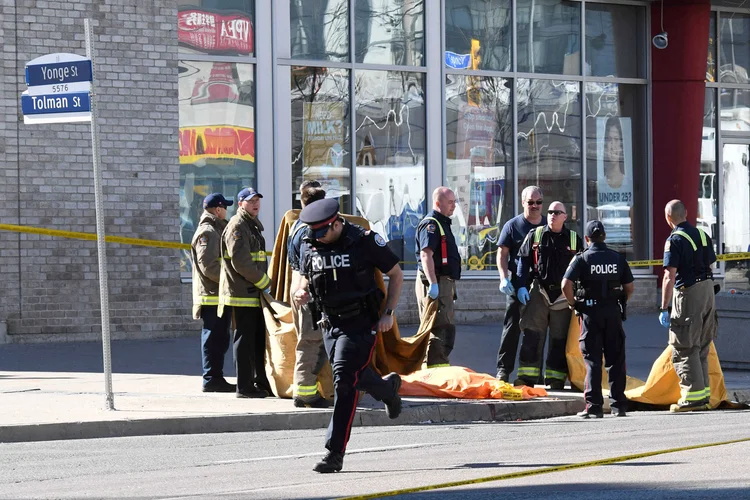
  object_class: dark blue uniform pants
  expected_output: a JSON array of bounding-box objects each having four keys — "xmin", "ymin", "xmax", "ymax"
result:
[
  {"xmin": 496, "ymin": 293, "xmax": 523, "ymax": 378},
  {"xmin": 323, "ymin": 322, "xmax": 395, "ymax": 453},
  {"xmin": 232, "ymin": 307, "xmax": 271, "ymax": 394},
  {"xmin": 201, "ymin": 305, "xmax": 232, "ymax": 386},
  {"xmin": 579, "ymin": 304, "xmax": 627, "ymax": 411}
]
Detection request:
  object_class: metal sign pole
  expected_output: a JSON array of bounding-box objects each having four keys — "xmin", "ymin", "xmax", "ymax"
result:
[{"xmin": 84, "ymin": 18, "xmax": 114, "ymax": 410}]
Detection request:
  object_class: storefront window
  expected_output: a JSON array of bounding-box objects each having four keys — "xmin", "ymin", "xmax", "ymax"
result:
[
  {"xmin": 291, "ymin": 67, "xmax": 351, "ymax": 211},
  {"xmin": 700, "ymin": 89, "xmax": 718, "ymax": 251},
  {"xmin": 722, "ymin": 142, "xmax": 750, "ymax": 291},
  {"xmin": 354, "ymin": 70, "xmax": 426, "ymax": 267},
  {"xmin": 585, "ymin": 3, "xmax": 645, "ymax": 78},
  {"xmin": 517, "ymin": 0, "xmax": 581, "ymax": 75},
  {"xmin": 707, "ymin": 12, "xmax": 716, "ymax": 82},
  {"xmin": 517, "ymin": 79, "xmax": 582, "ymax": 233},
  {"xmin": 720, "ymin": 88, "xmax": 750, "ymax": 131},
  {"xmin": 355, "ymin": 0, "xmax": 424, "ymax": 66},
  {"xmin": 178, "ymin": 61, "xmax": 256, "ymax": 273},
  {"xmin": 584, "ymin": 83, "xmax": 648, "ymax": 261},
  {"xmin": 445, "ymin": 0, "xmax": 512, "ymax": 72},
  {"xmin": 290, "ymin": 0, "xmax": 348, "ymax": 62},
  {"xmin": 178, "ymin": 1, "xmax": 255, "ymax": 56},
  {"xmin": 719, "ymin": 13, "xmax": 750, "ymax": 84},
  {"xmin": 446, "ymin": 75, "xmax": 514, "ymax": 272}
]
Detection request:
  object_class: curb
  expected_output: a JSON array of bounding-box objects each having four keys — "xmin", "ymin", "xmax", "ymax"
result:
[{"xmin": 0, "ymin": 397, "xmax": 585, "ymax": 444}]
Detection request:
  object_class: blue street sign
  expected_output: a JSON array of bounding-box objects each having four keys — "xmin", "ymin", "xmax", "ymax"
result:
[
  {"xmin": 25, "ymin": 60, "xmax": 93, "ymax": 87},
  {"xmin": 21, "ymin": 92, "xmax": 91, "ymax": 115},
  {"xmin": 445, "ymin": 51, "xmax": 471, "ymax": 69}
]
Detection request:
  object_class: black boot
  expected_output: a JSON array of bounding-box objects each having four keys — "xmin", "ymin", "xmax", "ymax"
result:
[
  {"xmin": 313, "ymin": 450, "xmax": 344, "ymax": 473},
  {"xmin": 293, "ymin": 393, "xmax": 330, "ymax": 408},
  {"xmin": 382, "ymin": 372, "xmax": 402, "ymax": 419}
]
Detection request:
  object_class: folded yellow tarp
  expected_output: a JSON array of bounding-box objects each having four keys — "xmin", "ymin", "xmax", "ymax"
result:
[
  {"xmin": 262, "ymin": 210, "xmax": 432, "ymax": 398},
  {"xmin": 565, "ymin": 314, "xmax": 737, "ymax": 408}
]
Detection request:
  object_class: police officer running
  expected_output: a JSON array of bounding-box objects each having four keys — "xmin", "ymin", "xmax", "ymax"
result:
[
  {"xmin": 660, "ymin": 199, "xmax": 717, "ymax": 413},
  {"xmin": 288, "ymin": 180, "xmax": 329, "ymax": 408},
  {"xmin": 293, "ymin": 198, "xmax": 404, "ymax": 473},
  {"xmin": 415, "ymin": 187, "xmax": 461, "ymax": 368},
  {"xmin": 191, "ymin": 193, "xmax": 236, "ymax": 393},
  {"xmin": 219, "ymin": 187, "xmax": 273, "ymax": 399},
  {"xmin": 561, "ymin": 220, "xmax": 634, "ymax": 418},
  {"xmin": 495, "ymin": 185, "xmax": 547, "ymax": 382},
  {"xmin": 515, "ymin": 201, "xmax": 582, "ymax": 389}
]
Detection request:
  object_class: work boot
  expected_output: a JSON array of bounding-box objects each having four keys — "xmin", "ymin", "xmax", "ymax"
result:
[
  {"xmin": 513, "ymin": 377, "xmax": 535, "ymax": 387},
  {"xmin": 611, "ymin": 407, "xmax": 627, "ymax": 417},
  {"xmin": 577, "ymin": 406, "xmax": 604, "ymax": 419},
  {"xmin": 236, "ymin": 386, "xmax": 269, "ymax": 399},
  {"xmin": 293, "ymin": 394, "xmax": 330, "ymax": 408},
  {"xmin": 202, "ymin": 379, "xmax": 236, "ymax": 393},
  {"xmin": 383, "ymin": 372, "xmax": 402, "ymax": 419},
  {"xmin": 547, "ymin": 379, "xmax": 565, "ymax": 390},
  {"xmin": 313, "ymin": 450, "xmax": 344, "ymax": 473},
  {"xmin": 670, "ymin": 400, "xmax": 710, "ymax": 413},
  {"xmin": 496, "ymin": 371, "xmax": 509, "ymax": 382}
]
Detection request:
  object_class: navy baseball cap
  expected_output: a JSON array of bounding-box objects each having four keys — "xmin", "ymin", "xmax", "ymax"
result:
[
  {"xmin": 237, "ymin": 187, "xmax": 263, "ymax": 203},
  {"xmin": 586, "ymin": 220, "xmax": 606, "ymax": 238},
  {"xmin": 300, "ymin": 198, "xmax": 340, "ymax": 239},
  {"xmin": 203, "ymin": 193, "xmax": 233, "ymax": 209}
]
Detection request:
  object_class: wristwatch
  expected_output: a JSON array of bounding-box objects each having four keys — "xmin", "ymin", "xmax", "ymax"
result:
[{"xmin": 384, "ymin": 308, "xmax": 394, "ymax": 316}]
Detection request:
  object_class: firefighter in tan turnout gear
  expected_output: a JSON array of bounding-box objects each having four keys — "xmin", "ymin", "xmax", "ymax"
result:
[
  {"xmin": 288, "ymin": 180, "xmax": 329, "ymax": 408},
  {"xmin": 219, "ymin": 187, "xmax": 273, "ymax": 399},
  {"xmin": 191, "ymin": 193, "xmax": 235, "ymax": 393}
]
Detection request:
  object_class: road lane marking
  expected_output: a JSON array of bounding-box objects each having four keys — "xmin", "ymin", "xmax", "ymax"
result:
[
  {"xmin": 211, "ymin": 442, "xmax": 435, "ymax": 465},
  {"xmin": 340, "ymin": 437, "xmax": 750, "ymax": 499}
]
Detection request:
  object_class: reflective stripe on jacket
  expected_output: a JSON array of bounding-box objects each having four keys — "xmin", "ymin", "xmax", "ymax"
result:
[{"xmin": 191, "ymin": 211, "xmax": 227, "ymax": 319}]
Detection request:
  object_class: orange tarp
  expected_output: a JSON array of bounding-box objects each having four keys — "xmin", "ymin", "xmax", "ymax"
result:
[{"xmin": 401, "ymin": 366, "xmax": 548, "ymax": 400}]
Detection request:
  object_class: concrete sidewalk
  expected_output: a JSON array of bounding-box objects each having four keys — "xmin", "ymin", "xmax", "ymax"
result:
[{"xmin": 1, "ymin": 315, "xmax": 749, "ymax": 443}]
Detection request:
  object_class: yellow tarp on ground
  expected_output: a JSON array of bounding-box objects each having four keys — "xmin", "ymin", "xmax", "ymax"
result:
[
  {"xmin": 565, "ymin": 314, "xmax": 736, "ymax": 408},
  {"xmin": 401, "ymin": 366, "xmax": 548, "ymax": 400},
  {"xmin": 262, "ymin": 210, "xmax": 432, "ymax": 399}
]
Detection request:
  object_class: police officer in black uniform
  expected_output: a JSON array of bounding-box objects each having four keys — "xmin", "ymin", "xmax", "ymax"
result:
[
  {"xmin": 293, "ymin": 198, "xmax": 404, "ymax": 473},
  {"xmin": 561, "ymin": 220, "xmax": 634, "ymax": 418}
]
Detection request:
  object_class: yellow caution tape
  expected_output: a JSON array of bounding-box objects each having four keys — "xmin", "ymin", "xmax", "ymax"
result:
[
  {"xmin": 0, "ymin": 223, "xmax": 190, "ymax": 250},
  {"xmin": 340, "ymin": 436, "xmax": 750, "ymax": 500}
]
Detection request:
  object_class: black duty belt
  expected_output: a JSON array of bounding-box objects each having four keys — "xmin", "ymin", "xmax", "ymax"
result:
[
  {"xmin": 580, "ymin": 299, "xmax": 619, "ymax": 307},
  {"xmin": 322, "ymin": 301, "xmax": 363, "ymax": 320}
]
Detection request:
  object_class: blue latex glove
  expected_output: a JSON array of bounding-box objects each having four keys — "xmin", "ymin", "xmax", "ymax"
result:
[
  {"xmin": 264, "ymin": 287, "xmax": 272, "ymax": 295},
  {"xmin": 517, "ymin": 287, "xmax": 530, "ymax": 305},
  {"xmin": 499, "ymin": 278, "xmax": 515, "ymax": 296},
  {"xmin": 659, "ymin": 311, "xmax": 670, "ymax": 328},
  {"xmin": 428, "ymin": 283, "xmax": 439, "ymax": 300}
]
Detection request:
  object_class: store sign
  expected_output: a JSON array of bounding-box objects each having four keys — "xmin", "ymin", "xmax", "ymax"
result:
[
  {"xmin": 178, "ymin": 9, "xmax": 254, "ymax": 54},
  {"xmin": 179, "ymin": 125, "xmax": 255, "ymax": 164}
]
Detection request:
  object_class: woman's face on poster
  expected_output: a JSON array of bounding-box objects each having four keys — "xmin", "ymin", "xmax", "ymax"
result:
[{"xmin": 604, "ymin": 124, "xmax": 624, "ymax": 167}]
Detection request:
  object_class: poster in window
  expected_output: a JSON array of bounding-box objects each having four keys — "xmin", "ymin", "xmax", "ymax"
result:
[{"xmin": 596, "ymin": 116, "xmax": 633, "ymax": 206}]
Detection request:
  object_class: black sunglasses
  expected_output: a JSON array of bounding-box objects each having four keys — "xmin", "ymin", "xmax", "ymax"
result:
[
  {"xmin": 526, "ymin": 200, "xmax": 544, "ymax": 206},
  {"xmin": 548, "ymin": 210, "xmax": 566, "ymax": 216}
]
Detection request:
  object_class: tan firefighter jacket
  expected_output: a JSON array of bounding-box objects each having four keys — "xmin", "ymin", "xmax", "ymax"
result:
[
  {"xmin": 190, "ymin": 211, "xmax": 227, "ymax": 319},
  {"xmin": 218, "ymin": 207, "xmax": 270, "ymax": 316}
]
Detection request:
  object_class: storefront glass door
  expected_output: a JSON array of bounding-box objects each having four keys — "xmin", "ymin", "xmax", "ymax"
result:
[{"xmin": 721, "ymin": 142, "xmax": 750, "ymax": 291}]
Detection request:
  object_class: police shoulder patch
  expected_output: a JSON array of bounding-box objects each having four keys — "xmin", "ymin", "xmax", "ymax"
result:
[
  {"xmin": 232, "ymin": 230, "xmax": 242, "ymax": 240},
  {"xmin": 374, "ymin": 233, "xmax": 387, "ymax": 247},
  {"xmin": 198, "ymin": 235, "xmax": 208, "ymax": 246},
  {"xmin": 426, "ymin": 223, "xmax": 436, "ymax": 234},
  {"xmin": 664, "ymin": 239, "xmax": 671, "ymax": 252}
]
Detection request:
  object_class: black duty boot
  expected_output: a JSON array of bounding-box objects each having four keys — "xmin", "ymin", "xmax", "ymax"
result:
[
  {"xmin": 513, "ymin": 377, "xmax": 535, "ymax": 387},
  {"xmin": 547, "ymin": 379, "xmax": 566, "ymax": 390},
  {"xmin": 293, "ymin": 394, "xmax": 330, "ymax": 408},
  {"xmin": 611, "ymin": 407, "xmax": 627, "ymax": 417},
  {"xmin": 383, "ymin": 372, "xmax": 402, "ymax": 419},
  {"xmin": 670, "ymin": 399, "xmax": 710, "ymax": 413},
  {"xmin": 313, "ymin": 450, "xmax": 344, "ymax": 473},
  {"xmin": 202, "ymin": 379, "xmax": 236, "ymax": 393},
  {"xmin": 577, "ymin": 406, "xmax": 604, "ymax": 419}
]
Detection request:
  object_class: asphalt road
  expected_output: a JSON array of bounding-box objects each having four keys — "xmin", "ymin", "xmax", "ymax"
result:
[{"xmin": 1, "ymin": 409, "xmax": 748, "ymax": 499}]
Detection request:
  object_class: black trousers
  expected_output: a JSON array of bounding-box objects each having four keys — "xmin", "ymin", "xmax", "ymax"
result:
[
  {"xmin": 201, "ymin": 305, "xmax": 232, "ymax": 385},
  {"xmin": 579, "ymin": 305, "xmax": 627, "ymax": 411},
  {"xmin": 232, "ymin": 307, "xmax": 271, "ymax": 394},
  {"xmin": 323, "ymin": 320, "xmax": 395, "ymax": 453},
  {"xmin": 496, "ymin": 293, "xmax": 523, "ymax": 377}
]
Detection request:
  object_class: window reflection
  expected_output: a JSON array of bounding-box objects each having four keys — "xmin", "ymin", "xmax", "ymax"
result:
[
  {"xmin": 517, "ymin": 79, "xmax": 581, "ymax": 233},
  {"xmin": 700, "ymin": 89, "xmax": 718, "ymax": 256},
  {"xmin": 355, "ymin": 0, "xmax": 424, "ymax": 65},
  {"xmin": 720, "ymin": 88, "xmax": 750, "ymax": 131},
  {"xmin": 707, "ymin": 12, "xmax": 716, "ymax": 82},
  {"xmin": 720, "ymin": 13, "xmax": 750, "ymax": 84},
  {"xmin": 178, "ymin": 1, "xmax": 255, "ymax": 56},
  {"xmin": 517, "ymin": 0, "xmax": 581, "ymax": 75},
  {"xmin": 585, "ymin": 2, "xmax": 645, "ymax": 78},
  {"xmin": 179, "ymin": 61, "xmax": 256, "ymax": 273},
  {"xmin": 445, "ymin": 0, "xmax": 511, "ymax": 72},
  {"xmin": 446, "ymin": 75, "xmax": 514, "ymax": 271},
  {"xmin": 354, "ymin": 70, "xmax": 426, "ymax": 267},
  {"xmin": 722, "ymin": 143, "xmax": 750, "ymax": 291},
  {"xmin": 584, "ymin": 83, "xmax": 648, "ymax": 261},
  {"xmin": 290, "ymin": 0, "xmax": 348, "ymax": 62},
  {"xmin": 291, "ymin": 67, "xmax": 351, "ymax": 211}
]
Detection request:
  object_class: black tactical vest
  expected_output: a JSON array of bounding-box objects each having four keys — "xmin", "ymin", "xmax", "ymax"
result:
[{"xmin": 579, "ymin": 248, "xmax": 623, "ymax": 302}]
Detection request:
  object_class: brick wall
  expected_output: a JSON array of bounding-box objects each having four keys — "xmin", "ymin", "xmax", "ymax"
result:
[
  {"xmin": 394, "ymin": 275, "xmax": 659, "ymax": 325},
  {"xmin": 0, "ymin": 0, "xmax": 197, "ymax": 342}
]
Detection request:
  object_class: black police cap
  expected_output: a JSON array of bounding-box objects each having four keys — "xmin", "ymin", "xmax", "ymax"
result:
[{"xmin": 299, "ymin": 198, "xmax": 340, "ymax": 239}]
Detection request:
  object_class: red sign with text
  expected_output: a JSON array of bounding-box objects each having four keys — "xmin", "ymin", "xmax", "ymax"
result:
[{"xmin": 178, "ymin": 9, "xmax": 254, "ymax": 55}]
